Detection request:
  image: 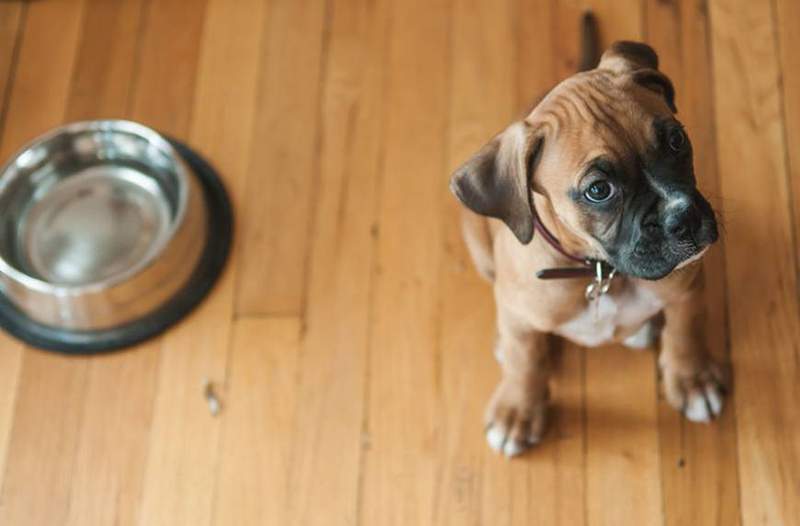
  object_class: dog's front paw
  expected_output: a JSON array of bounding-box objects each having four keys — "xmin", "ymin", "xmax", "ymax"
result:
[
  {"xmin": 484, "ymin": 379, "xmax": 548, "ymax": 457},
  {"xmin": 661, "ymin": 357, "xmax": 728, "ymax": 423}
]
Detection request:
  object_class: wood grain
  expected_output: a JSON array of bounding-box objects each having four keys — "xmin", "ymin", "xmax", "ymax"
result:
[
  {"xmin": 584, "ymin": 348, "xmax": 661, "ymax": 526},
  {"xmin": 358, "ymin": 0, "xmax": 448, "ymax": 523},
  {"xmin": 438, "ymin": 0, "xmax": 518, "ymax": 522},
  {"xmin": 234, "ymin": 0, "xmax": 329, "ymax": 316},
  {"xmin": 65, "ymin": 349, "xmax": 160, "ymax": 526},
  {"xmin": 645, "ymin": 1, "xmax": 741, "ymax": 525},
  {"xmin": 127, "ymin": 0, "xmax": 208, "ymax": 132},
  {"xmin": 213, "ymin": 317, "xmax": 300, "ymax": 525},
  {"xmin": 709, "ymin": 1, "xmax": 800, "ymax": 524},
  {"xmin": 0, "ymin": 0, "xmax": 82, "ymax": 157},
  {"xmin": 283, "ymin": 0, "xmax": 387, "ymax": 523},
  {"xmin": 0, "ymin": 353, "xmax": 89, "ymax": 526},
  {"xmin": 67, "ymin": 0, "xmax": 145, "ymax": 120}
]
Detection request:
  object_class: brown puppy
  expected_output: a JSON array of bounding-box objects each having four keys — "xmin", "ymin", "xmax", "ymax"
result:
[{"xmin": 450, "ymin": 36, "xmax": 727, "ymax": 456}]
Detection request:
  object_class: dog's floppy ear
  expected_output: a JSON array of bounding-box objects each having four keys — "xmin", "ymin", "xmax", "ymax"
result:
[
  {"xmin": 599, "ymin": 41, "xmax": 677, "ymax": 113},
  {"xmin": 449, "ymin": 122, "xmax": 541, "ymax": 244}
]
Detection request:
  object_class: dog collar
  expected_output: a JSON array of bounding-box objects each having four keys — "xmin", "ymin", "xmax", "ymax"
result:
[{"xmin": 532, "ymin": 209, "xmax": 617, "ymax": 300}]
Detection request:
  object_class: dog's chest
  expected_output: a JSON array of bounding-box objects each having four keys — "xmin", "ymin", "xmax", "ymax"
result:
[{"xmin": 554, "ymin": 283, "xmax": 664, "ymax": 347}]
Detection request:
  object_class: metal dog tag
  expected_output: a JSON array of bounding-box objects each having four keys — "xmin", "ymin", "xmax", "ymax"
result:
[{"xmin": 585, "ymin": 261, "xmax": 616, "ymax": 302}]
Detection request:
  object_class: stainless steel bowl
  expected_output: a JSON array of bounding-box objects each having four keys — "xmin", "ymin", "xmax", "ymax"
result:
[{"xmin": 0, "ymin": 120, "xmax": 208, "ymax": 332}]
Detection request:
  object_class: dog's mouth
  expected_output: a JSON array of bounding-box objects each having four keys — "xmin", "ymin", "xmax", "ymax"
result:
[
  {"xmin": 607, "ymin": 199, "xmax": 719, "ymax": 280},
  {"xmin": 610, "ymin": 232, "xmax": 716, "ymax": 280}
]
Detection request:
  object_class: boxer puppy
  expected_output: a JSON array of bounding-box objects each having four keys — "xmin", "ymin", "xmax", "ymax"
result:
[{"xmin": 450, "ymin": 33, "xmax": 727, "ymax": 457}]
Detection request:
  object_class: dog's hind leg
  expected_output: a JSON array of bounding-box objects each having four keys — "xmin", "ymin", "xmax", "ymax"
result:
[{"xmin": 460, "ymin": 208, "xmax": 495, "ymax": 282}]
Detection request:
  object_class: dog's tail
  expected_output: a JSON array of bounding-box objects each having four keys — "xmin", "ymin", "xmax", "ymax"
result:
[{"xmin": 578, "ymin": 11, "xmax": 599, "ymax": 71}]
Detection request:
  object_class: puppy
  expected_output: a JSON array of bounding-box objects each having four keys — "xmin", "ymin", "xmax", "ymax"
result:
[{"xmin": 450, "ymin": 24, "xmax": 726, "ymax": 457}]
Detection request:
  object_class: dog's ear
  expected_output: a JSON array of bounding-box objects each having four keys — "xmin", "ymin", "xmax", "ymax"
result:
[
  {"xmin": 630, "ymin": 68, "xmax": 676, "ymax": 113},
  {"xmin": 449, "ymin": 122, "xmax": 542, "ymax": 244},
  {"xmin": 599, "ymin": 41, "xmax": 677, "ymax": 113},
  {"xmin": 599, "ymin": 41, "xmax": 659, "ymax": 72}
]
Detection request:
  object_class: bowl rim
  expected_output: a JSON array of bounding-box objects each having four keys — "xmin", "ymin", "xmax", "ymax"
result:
[{"xmin": 0, "ymin": 119, "xmax": 192, "ymax": 295}]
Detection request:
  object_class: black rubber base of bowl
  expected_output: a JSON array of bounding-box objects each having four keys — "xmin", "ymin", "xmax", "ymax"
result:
[{"xmin": 0, "ymin": 140, "xmax": 233, "ymax": 354}]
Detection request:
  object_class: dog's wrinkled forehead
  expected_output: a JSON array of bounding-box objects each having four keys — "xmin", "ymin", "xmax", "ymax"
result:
[
  {"xmin": 526, "ymin": 40, "xmax": 678, "ymax": 176},
  {"xmin": 527, "ymin": 70, "xmax": 669, "ymax": 173}
]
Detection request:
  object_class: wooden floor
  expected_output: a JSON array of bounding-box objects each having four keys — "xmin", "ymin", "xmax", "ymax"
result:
[{"xmin": 0, "ymin": 0, "xmax": 797, "ymax": 524}]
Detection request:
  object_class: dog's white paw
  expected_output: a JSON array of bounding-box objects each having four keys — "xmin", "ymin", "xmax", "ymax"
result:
[
  {"xmin": 683, "ymin": 383, "xmax": 724, "ymax": 422},
  {"xmin": 661, "ymin": 358, "xmax": 728, "ymax": 422},
  {"xmin": 484, "ymin": 380, "xmax": 547, "ymax": 458}
]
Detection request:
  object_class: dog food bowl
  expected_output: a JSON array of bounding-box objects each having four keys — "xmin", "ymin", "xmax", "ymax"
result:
[{"xmin": 0, "ymin": 120, "xmax": 232, "ymax": 353}]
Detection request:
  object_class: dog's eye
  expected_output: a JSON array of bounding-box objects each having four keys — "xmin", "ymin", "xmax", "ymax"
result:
[
  {"xmin": 584, "ymin": 180, "xmax": 615, "ymax": 203},
  {"xmin": 668, "ymin": 128, "xmax": 686, "ymax": 152}
]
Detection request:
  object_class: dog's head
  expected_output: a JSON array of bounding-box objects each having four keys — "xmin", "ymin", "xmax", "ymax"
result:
[{"xmin": 450, "ymin": 41, "xmax": 718, "ymax": 280}]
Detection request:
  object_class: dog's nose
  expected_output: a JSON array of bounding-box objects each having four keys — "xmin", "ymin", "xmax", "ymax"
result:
[{"xmin": 664, "ymin": 204, "xmax": 700, "ymax": 239}]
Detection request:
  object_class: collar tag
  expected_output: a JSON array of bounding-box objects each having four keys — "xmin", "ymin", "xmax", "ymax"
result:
[{"xmin": 584, "ymin": 260, "xmax": 616, "ymax": 302}]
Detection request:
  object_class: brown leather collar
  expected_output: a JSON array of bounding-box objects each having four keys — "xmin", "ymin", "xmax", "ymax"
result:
[{"xmin": 532, "ymin": 208, "xmax": 616, "ymax": 280}]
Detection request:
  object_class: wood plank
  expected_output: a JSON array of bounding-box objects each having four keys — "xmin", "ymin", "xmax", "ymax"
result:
[
  {"xmin": 66, "ymin": 0, "xmax": 145, "ymax": 120},
  {"xmin": 0, "ymin": 2, "xmax": 88, "ymax": 525},
  {"xmin": 358, "ymin": 0, "xmax": 449, "ymax": 523},
  {"xmin": 437, "ymin": 0, "xmax": 517, "ymax": 520},
  {"xmin": 584, "ymin": 347, "xmax": 660, "ymax": 526},
  {"xmin": 579, "ymin": 4, "xmax": 664, "ymax": 525},
  {"xmin": 234, "ymin": 0, "xmax": 329, "ymax": 316},
  {"xmin": 0, "ymin": 353, "xmax": 88, "ymax": 526},
  {"xmin": 65, "ymin": 348, "xmax": 160, "ymax": 526},
  {"xmin": 212, "ymin": 317, "xmax": 300, "ymax": 525},
  {"xmin": 136, "ymin": 0, "xmax": 265, "ymax": 524},
  {"xmin": 283, "ymin": 0, "xmax": 387, "ymax": 523},
  {"xmin": 184, "ymin": 0, "xmax": 265, "ymax": 212},
  {"xmin": 708, "ymin": 1, "xmax": 800, "ymax": 524},
  {"xmin": 127, "ymin": 0, "xmax": 208, "ymax": 132},
  {"xmin": 645, "ymin": 1, "xmax": 741, "ymax": 525}
]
